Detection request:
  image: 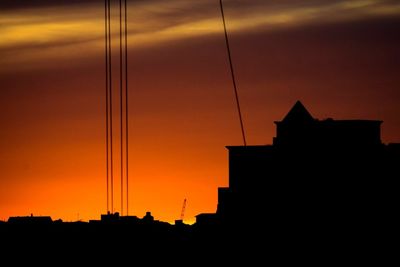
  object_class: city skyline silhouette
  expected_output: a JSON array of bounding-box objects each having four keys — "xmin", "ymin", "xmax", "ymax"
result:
[
  {"xmin": 3, "ymin": 100, "xmax": 399, "ymax": 226},
  {"xmin": 2, "ymin": 100, "xmax": 397, "ymax": 263}
]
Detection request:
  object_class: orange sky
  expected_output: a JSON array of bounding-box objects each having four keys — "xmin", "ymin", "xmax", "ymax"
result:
[{"xmin": 1, "ymin": 0, "xmax": 400, "ymax": 223}]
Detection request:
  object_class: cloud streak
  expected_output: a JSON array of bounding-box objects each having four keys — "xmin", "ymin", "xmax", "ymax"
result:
[{"xmin": 0, "ymin": 0, "xmax": 399, "ymax": 71}]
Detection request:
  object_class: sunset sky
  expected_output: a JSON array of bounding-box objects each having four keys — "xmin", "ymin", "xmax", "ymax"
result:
[{"xmin": 1, "ymin": 0, "xmax": 399, "ymax": 223}]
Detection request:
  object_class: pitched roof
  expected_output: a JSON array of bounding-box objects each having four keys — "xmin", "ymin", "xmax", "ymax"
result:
[{"xmin": 281, "ymin": 100, "xmax": 314, "ymax": 123}]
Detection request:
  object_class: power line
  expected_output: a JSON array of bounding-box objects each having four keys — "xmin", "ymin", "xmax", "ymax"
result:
[
  {"xmin": 119, "ymin": 0, "xmax": 124, "ymax": 216},
  {"xmin": 124, "ymin": 0, "xmax": 129, "ymax": 216},
  {"xmin": 104, "ymin": 0, "xmax": 109, "ymax": 213},
  {"xmin": 219, "ymin": 0, "xmax": 247, "ymax": 146},
  {"xmin": 105, "ymin": 0, "xmax": 129, "ymax": 216},
  {"xmin": 107, "ymin": 0, "xmax": 114, "ymax": 213}
]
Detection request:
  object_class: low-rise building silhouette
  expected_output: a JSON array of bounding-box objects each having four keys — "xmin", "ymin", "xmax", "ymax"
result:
[
  {"xmin": 198, "ymin": 101, "xmax": 399, "ymax": 232},
  {"xmin": 8, "ymin": 214, "xmax": 53, "ymax": 224}
]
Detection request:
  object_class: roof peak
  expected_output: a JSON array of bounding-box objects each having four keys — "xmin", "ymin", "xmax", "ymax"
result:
[{"xmin": 281, "ymin": 100, "xmax": 314, "ymax": 123}]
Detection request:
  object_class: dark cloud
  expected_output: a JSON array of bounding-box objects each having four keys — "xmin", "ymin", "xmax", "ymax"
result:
[
  {"xmin": 0, "ymin": 0, "xmax": 167, "ymax": 10},
  {"xmin": 0, "ymin": 0, "xmax": 97, "ymax": 9},
  {"xmin": 0, "ymin": 0, "xmax": 170, "ymax": 10},
  {"xmin": 0, "ymin": 0, "xmax": 380, "ymax": 11}
]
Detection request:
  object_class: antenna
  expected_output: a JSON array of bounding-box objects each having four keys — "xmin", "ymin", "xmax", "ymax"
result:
[{"xmin": 219, "ymin": 0, "xmax": 247, "ymax": 146}]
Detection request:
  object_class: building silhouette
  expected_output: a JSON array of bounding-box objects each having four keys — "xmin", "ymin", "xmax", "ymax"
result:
[
  {"xmin": 8, "ymin": 214, "xmax": 53, "ymax": 225},
  {"xmin": 198, "ymin": 101, "xmax": 399, "ymax": 235}
]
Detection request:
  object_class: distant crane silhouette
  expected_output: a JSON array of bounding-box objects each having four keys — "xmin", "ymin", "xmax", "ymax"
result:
[{"xmin": 180, "ymin": 198, "xmax": 187, "ymax": 221}]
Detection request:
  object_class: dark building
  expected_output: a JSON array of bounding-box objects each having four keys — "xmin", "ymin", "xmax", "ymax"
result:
[
  {"xmin": 199, "ymin": 101, "xmax": 399, "ymax": 234},
  {"xmin": 8, "ymin": 214, "xmax": 53, "ymax": 224},
  {"xmin": 95, "ymin": 211, "xmax": 151, "ymax": 224},
  {"xmin": 100, "ymin": 211, "xmax": 121, "ymax": 223}
]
